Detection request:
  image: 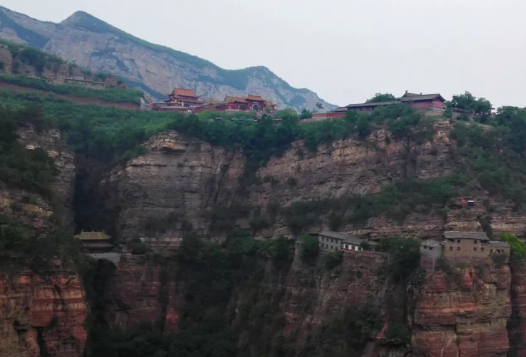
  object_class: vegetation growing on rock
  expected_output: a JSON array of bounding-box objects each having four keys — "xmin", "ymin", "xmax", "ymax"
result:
[
  {"xmin": 0, "ymin": 105, "xmax": 57, "ymax": 197},
  {"xmin": 0, "ymin": 74, "xmax": 143, "ymax": 104}
]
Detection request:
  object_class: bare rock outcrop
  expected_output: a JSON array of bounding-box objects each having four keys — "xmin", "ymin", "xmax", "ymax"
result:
[
  {"xmin": 109, "ymin": 131, "xmax": 245, "ymax": 250},
  {"xmin": 100, "ymin": 255, "xmax": 182, "ymax": 333},
  {"xmin": 0, "ymin": 126, "xmax": 87, "ymax": 357},
  {"xmin": 107, "ymin": 121, "xmax": 526, "ymax": 250},
  {"xmin": 411, "ymin": 266, "xmax": 511, "ymax": 357},
  {"xmin": 0, "ymin": 267, "xmax": 88, "ymax": 357}
]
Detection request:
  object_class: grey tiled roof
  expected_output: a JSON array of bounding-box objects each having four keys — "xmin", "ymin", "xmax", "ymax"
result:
[
  {"xmin": 489, "ymin": 241, "xmax": 510, "ymax": 248},
  {"xmin": 444, "ymin": 231, "xmax": 489, "ymax": 241},
  {"xmin": 343, "ymin": 236, "xmax": 364, "ymax": 245},
  {"xmin": 319, "ymin": 231, "xmax": 347, "ymax": 240},
  {"xmin": 399, "ymin": 93, "xmax": 445, "ymax": 102},
  {"xmin": 345, "ymin": 101, "xmax": 400, "ymax": 108},
  {"xmin": 345, "ymin": 93, "xmax": 445, "ymax": 108}
]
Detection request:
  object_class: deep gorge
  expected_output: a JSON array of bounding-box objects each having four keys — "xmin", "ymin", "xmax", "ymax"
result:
[{"xmin": 4, "ymin": 107, "xmax": 526, "ymax": 356}]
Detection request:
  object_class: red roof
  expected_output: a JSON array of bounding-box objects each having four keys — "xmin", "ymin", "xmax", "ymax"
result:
[
  {"xmin": 225, "ymin": 95, "xmax": 248, "ymax": 103},
  {"xmin": 172, "ymin": 88, "xmax": 200, "ymax": 98},
  {"xmin": 247, "ymin": 95, "xmax": 265, "ymax": 102}
]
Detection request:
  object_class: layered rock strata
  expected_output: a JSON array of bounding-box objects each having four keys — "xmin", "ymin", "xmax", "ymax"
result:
[
  {"xmin": 0, "ymin": 125, "xmax": 87, "ymax": 357},
  {"xmin": 411, "ymin": 266, "xmax": 511, "ymax": 357},
  {"xmin": 108, "ymin": 122, "xmax": 526, "ymax": 250},
  {"xmin": 0, "ymin": 267, "xmax": 88, "ymax": 357}
]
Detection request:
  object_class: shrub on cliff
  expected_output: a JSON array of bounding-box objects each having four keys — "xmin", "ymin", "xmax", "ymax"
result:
[
  {"xmin": 323, "ymin": 251, "xmax": 343, "ymax": 270},
  {"xmin": 385, "ymin": 323, "xmax": 410, "ymax": 343},
  {"xmin": 409, "ymin": 267, "xmax": 427, "ymax": 286},
  {"xmin": 435, "ymin": 256, "xmax": 463, "ymax": 280},
  {"xmin": 314, "ymin": 306, "xmax": 382, "ymax": 355},
  {"xmin": 0, "ymin": 213, "xmax": 29, "ymax": 251},
  {"xmin": 378, "ymin": 237, "xmax": 420, "ymax": 281},
  {"xmin": 257, "ymin": 236, "xmax": 292, "ymax": 262},
  {"xmin": 249, "ymin": 215, "xmax": 270, "ymax": 233},
  {"xmin": 299, "ymin": 234, "xmax": 319, "ymax": 261},
  {"xmin": 0, "ymin": 105, "xmax": 57, "ymax": 197},
  {"xmin": 128, "ymin": 238, "xmax": 147, "ymax": 255},
  {"xmin": 501, "ymin": 233, "xmax": 526, "ymax": 258},
  {"xmin": 449, "ymin": 116, "xmax": 526, "ymax": 209}
]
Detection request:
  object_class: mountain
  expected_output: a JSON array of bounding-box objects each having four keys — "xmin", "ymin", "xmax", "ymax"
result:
[{"xmin": 0, "ymin": 6, "xmax": 336, "ymax": 110}]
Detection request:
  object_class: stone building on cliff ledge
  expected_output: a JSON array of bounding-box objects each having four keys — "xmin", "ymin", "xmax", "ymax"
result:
[
  {"xmin": 443, "ymin": 231, "xmax": 510, "ymax": 260},
  {"xmin": 421, "ymin": 231, "xmax": 511, "ymax": 269}
]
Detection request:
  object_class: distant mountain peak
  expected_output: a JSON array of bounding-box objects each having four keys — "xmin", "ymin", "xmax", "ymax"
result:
[
  {"xmin": 0, "ymin": 6, "xmax": 337, "ymax": 110},
  {"xmin": 60, "ymin": 10, "xmax": 116, "ymax": 34}
]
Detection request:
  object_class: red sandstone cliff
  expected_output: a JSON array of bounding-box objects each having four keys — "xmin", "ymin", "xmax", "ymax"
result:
[
  {"xmin": 90, "ymin": 124, "xmax": 526, "ymax": 356},
  {"xmin": 4, "ymin": 122, "xmax": 525, "ymax": 356},
  {"xmin": 100, "ymin": 255, "xmax": 182, "ymax": 333},
  {"xmin": 411, "ymin": 266, "xmax": 511, "ymax": 357},
  {"xmin": 0, "ymin": 126, "xmax": 88, "ymax": 357},
  {"xmin": 106, "ymin": 123, "xmax": 526, "ymax": 252},
  {"xmin": 509, "ymin": 262, "xmax": 526, "ymax": 356},
  {"xmin": 100, "ymin": 245, "xmax": 403, "ymax": 356},
  {"xmin": 0, "ymin": 266, "xmax": 88, "ymax": 357}
]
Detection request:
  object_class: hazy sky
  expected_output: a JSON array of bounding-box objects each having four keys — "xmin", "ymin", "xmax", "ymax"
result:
[{"xmin": 2, "ymin": 0, "xmax": 526, "ymax": 107}]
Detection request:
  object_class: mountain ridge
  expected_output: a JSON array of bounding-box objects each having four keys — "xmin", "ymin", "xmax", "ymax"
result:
[{"xmin": 0, "ymin": 6, "xmax": 336, "ymax": 109}]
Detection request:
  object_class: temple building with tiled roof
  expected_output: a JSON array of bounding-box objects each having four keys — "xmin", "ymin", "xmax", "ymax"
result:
[
  {"xmin": 345, "ymin": 91, "xmax": 446, "ymax": 113},
  {"xmin": 75, "ymin": 231, "xmax": 113, "ymax": 253},
  {"xmin": 152, "ymin": 87, "xmax": 204, "ymax": 111}
]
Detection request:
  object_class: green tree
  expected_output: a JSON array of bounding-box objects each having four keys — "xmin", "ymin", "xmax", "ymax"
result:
[
  {"xmin": 300, "ymin": 108, "xmax": 313, "ymax": 119},
  {"xmin": 366, "ymin": 93, "xmax": 396, "ymax": 103},
  {"xmin": 315, "ymin": 102, "xmax": 324, "ymax": 110},
  {"xmin": 378, "ymin": 237, "xmax": 421, "ymax": 281},
  {"xmin": 323, "ymin": 251, "xmax": 343, "ymax": 269},
  {"xmin": 299, "ymin": 235, "xmax": 319, "ymax": 261},
  {"xmin": 448, "ymin": 91, "xmax": 492, "ymax": 115},
  {"xmin": 274, "ymin": 108, "xmax": 299, "ymax": 121},
  {"xmin": 501, "ymin": 233, "xmax": 526, "ymax": 258}
]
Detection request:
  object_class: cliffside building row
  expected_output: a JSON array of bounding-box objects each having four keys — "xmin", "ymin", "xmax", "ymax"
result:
[
  {"xmin": 305, "ymin": 91, "xmax": 447, "ymax": 122},
  {"xmin": 314, "ymin": 229, "xmax": 511, "ymax": 270},
  {"xmin": 317, "ymin": 231, "xmax": 376, "ymax": 253},
  {"xmin": 151, "ymin": 87, "xmax": 277, "ymax": 114},
  {"xmin": 420, "ymin": 231, "xmax": 510, "ymax": 269}
]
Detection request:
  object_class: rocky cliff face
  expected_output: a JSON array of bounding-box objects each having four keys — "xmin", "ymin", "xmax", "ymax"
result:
[
  {"xmin": 0, "ymin": 266, "xmax": 88, "ymax": 357},
  {"xmin": 509, "ymin": 263, "xmax": 526, "ymax": 356},
  {"xmin": 96, "ymin": 255, "xmax": 182, "ymax": 333},
  {"xmin": 107, "ymin": 131, "xmax": 246, "ymax": 250},
  {"xmin": 103, "ymin": 121, "xmax": 526, "ymax": 251},
  {"xmin": 92, "ymin": 244, "xmax": 400, "ymax": 356},
  {"xmin": 4, "ymin": 113, "xmax": 526, "ymax": 355},
  {"xmin": 81, "ymin": 121, "xmax": 526, "ymax": 356},
  {"xmin": 0, "ymin": 6, "xmax": 335, "ymax": 110},
  {"xmin": 0, "ymin": 126, "xmax": 88, "ymax": 357},
  {"xmin": 411, "ymin": 266, "xmax": 511, "ymax": 357},
  {"xmin": 0, "ymin": 40, "xmax": 124, "ymax": 89},
  {"xmin": 0, "ymin": 126, "xmax": 75, "ymax": 236},
  {"xmin": 275, "ymin": 251, "xmax": 396, "ymax": 355}
]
